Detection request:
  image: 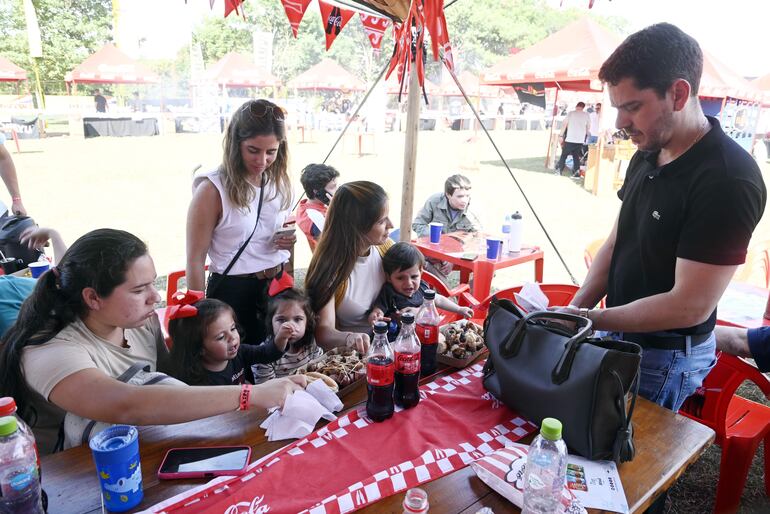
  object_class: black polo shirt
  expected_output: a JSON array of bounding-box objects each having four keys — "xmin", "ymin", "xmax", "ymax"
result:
[{"xmin": 608, "ymin": 117, "xmax": 766, "ymax": 335}]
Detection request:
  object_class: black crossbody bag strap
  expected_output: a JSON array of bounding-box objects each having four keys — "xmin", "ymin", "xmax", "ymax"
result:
[{"xmin": 208, "ymin": 174, "xmax": 266, "ymax": 297}]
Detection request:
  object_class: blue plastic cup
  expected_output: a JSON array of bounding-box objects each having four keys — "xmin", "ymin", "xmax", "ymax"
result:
[
  {"xmin": 486, "ymin": 238, "xmax": 502, "ymax": 260},
  {"xmin": 89, "ymin": 425, "xmax": 143, "ymax": 512},
  {"xmin": 28, "ymin": 261, "xmax": 50, "ymax": 279},
  {"xmin": 429, "ymin": 222, "xmax": 443, "ymax": 243}
]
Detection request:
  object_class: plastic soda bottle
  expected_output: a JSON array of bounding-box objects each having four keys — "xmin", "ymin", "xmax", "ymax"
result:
[
  {"xmin": 415, "ymin": 289, "xmax": 441, "ymax": 377},
  {"xmin": 394, "ymin": 312, "xmax": 421, "ymax": 409},
  {"xmin": 522, "ymin": 417, "xmax": 568, "ymax": 514},
  {"xmin": 366, "ymin": 321, "xmax": 395, "ymax": 422},
  {"xmin": 402, "ymin": 487, "xmax": 429, "ymax": 513},
  {"xmin": 0, "ymin": 416, "xmax": 44, "ymax": 514}
]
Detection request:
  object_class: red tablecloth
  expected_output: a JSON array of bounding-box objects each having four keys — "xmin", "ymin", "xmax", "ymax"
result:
[{"xmin": 157, "ymin": 363, "xmax": 535, "ymax": 514}]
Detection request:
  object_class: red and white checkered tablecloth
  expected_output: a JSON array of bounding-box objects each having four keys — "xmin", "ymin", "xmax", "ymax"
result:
[{"xmin": 154, "ymin": 362, "xmax": 535, "ymax": 514}]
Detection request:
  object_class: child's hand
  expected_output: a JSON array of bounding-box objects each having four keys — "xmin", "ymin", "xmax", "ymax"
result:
[
  {"xmin": 458, "ymin": 306, "xmax": 474, "ymax": 318},
  {"xmin": 274, "ymin": 322, "xmax": 297, "ymax": 352},
  {"xmin": 368, "ymin": 307, "xmax": 386, "ymax": 326}
]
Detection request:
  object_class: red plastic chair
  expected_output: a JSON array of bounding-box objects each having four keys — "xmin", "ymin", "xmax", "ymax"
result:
[
  {"xmin": 422, "ymin": 270, "xmax": 475, "ymax": 324},
  {"xmin": 679, "ymin": 352, "xmax": 770, "ymax": 513},
  {"xmin": 467, "ymin": 283, "xmax": 580, "ymax": 319}
]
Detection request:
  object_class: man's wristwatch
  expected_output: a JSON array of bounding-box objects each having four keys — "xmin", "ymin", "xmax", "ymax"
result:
[{"xmin": 578, "ymin": 307, "xmax": 590, "ymax": 320}]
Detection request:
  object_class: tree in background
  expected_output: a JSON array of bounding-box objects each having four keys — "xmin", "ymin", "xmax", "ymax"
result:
[{"xmin": 0, "ymin": 0, "xmax": 112, "ymax": 94}]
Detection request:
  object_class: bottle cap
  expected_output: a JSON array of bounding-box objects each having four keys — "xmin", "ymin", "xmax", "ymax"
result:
[
  {"xmin": 401, "ymin": 312, "xmax": 415, "ymax": 324},
  {"xmin": 0, "ymin": 397, "xmax": 17, "ymax": 416},
  {"xmin": 540, "ymin": 417, "xmax": 562, "ymax": 440},
  {"xmin": 512, "ymin": 211, "xmax": 522, "ymax": 220},
  {"xmin": 0, "ymin": 416, "xmax": 18, "ymax": 437},
  {"xmin": 402, "ymin": 487, "xmax": 429, "ymax": 513},
  {"xmin": 373, "ymin": 321, "xmax": 388, "ymax": 334},
  {"xmin": 423, "ymin": 289, "xmax": 435, "ymax": 300}
]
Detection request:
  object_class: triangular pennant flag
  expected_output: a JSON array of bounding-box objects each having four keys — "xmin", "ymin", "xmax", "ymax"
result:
[
  {"xmin": 318, "ymin": 1, "xmax": 355, "ymax": 50},
  {"xmin": 224, "ymin": 0, "xmax": 244, "ymax": 18},
  {"xmin": 281, "ymin": 0, "xmax": 312, "ymax": 38},
  {"xmin": 359, "ymin": 13, "xmax": 391, "ymax": 50}
]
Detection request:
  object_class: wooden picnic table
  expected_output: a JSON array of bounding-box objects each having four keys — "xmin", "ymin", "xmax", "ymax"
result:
[
  {"xmin": 41, "ymin": 361, "xmax": 714, "ymax": 514},
  {"xmin": 414, "ymin": 233, "xmax": 545, "ymax": 300}
]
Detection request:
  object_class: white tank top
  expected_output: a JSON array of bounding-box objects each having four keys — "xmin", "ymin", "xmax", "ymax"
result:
[
  {"xmin": 336, "ymin": 248, "xmax": 385, "ymax": 333},
  {"xmin": 193, "ymin": 169, "xmax": 291, "ymax": 275}
]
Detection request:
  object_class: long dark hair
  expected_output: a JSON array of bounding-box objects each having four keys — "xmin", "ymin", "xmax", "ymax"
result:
[
  {"xmin": 162, "ymin": 299, "xmax": 236, "ymax": 386},
  {"xmin": 265, "ymin": 288, "xmax": 316, "ymax": 350},
  {"xmin": 0, "ymin": 229, "xmax": 148, "ymax": 423},
  {"xmin": 221, "ymin": 99, "xmax": 291, "ymax": 211},
  {"xmin": 305, "ymin": 181, "xmax": 388, "ymax": 311}
]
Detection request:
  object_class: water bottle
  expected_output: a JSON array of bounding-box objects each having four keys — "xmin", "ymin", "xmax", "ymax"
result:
[
  {"xmin": 0, "ymin": 416, "xmax": 44, "ymax": 514},
  {"xmin": 501, "ymin": 216, "xmax": 511, "ymax": 254},
  {"xmin": 508, "ymin": 211, "xmax": 523, "ymax": 253},
  {"xmin": 0, "ymin": 398, "xmax": 46, "ymax": 512},
  {"xmin": 522, "ymin": 417, "xmax": 567, "ymax": 514}
]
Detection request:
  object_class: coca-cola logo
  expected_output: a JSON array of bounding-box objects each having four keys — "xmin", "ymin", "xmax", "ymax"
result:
[
  {"xmin": 224, "ymin": 495, "xmax": 271, "ymax": 514},
  {"xmin": 326, "ymin": 7, "xmax": 342, "ymax": 35}
]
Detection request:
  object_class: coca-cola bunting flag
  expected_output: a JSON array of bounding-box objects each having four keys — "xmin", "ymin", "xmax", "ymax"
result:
[
  {"xmin": 224, "ymin": 0, "xmax": 244, "ymax": 18},
  {"xmin": 281, "ymin": 0, "xmax": 312, "ymax": 38},
  {"xmin": 319, "ymin": 0, "xmax": 355, "ymax": 50},
  {"xmin": 360, "ymin": 13, "xmax": 391, "ymax": 50}
]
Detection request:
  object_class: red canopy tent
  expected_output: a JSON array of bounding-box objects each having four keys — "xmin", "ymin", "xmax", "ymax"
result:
[
  {"xmin": 65, "ymin": 43, "xmax": 159, "ymax": 87},
  {"xmin": 700, "ymin": 51, "xmax": 762, "ymax": 102},
  {"xmin": 480, "ymin": 18, "xmax": 622, "ymax": 92},
  {"xmin": 286, "ymin": 58, "xmax": 365, "ymax": 92},
  {"xmin": 203, "ymin": 52, "xmax": 280, "ymax": 88},
  {"xmin": 0, "ymin": 56, "xmax": 27, "ymax": 82}
]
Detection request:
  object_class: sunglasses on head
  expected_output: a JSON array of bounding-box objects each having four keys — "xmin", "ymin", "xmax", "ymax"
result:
[{"xmin": 241, "ymin": 101, "xmax": 285, "ymax": 120}]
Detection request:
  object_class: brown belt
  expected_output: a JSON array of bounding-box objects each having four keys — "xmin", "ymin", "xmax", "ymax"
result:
[{"xmin": 229, "ymin": 264, "xmax": 282, "ymax": 280}]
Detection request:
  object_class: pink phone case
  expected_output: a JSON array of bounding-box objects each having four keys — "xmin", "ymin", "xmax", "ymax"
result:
[{"xmin": 157, "ymin": 446, "xmax": 252, "ymax": 480}]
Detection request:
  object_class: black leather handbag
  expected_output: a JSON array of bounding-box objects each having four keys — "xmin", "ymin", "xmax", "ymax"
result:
[{"xmin": 482, "ymin": 298, "xmax": 642, "ymax": 463}]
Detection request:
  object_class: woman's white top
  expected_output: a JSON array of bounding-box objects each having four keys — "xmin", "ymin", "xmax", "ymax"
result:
[
  {"xmin": 335, "ymin": 248, "xmax": 385, "ymax": 333},
  {"xmin": 194, "ymin": 169, "xmax": 291, "ymax": 275}
]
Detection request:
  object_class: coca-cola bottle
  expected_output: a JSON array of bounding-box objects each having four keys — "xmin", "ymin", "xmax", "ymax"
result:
[
  {"xmin": 415, "ymin": 289, "xmax": 441, "ymax": 377},
  {"xmin": 366, "ymin": 321, "xmax": 395, "ymax": 422},
  {"xmin": 394, "ymin": 312, "xmax": 421, "ymax": 409}
]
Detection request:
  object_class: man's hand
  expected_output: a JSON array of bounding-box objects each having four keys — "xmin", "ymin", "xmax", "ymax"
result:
[
  {"xmin": 438, "ymin": 260, "xmax": 453, "ymax": 275},
  {"xmin": 11, "ymin": 198, "xmax": 26, "ymax": 216}
]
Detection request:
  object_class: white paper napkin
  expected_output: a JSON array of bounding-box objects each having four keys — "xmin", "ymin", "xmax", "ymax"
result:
[
  {"xmin": 259, "ymin": 382, "xmax": 342, "ymax": 441},
  {"xmin": 514, "ymin": 282, "xmax": 550, "ymax": 313}
]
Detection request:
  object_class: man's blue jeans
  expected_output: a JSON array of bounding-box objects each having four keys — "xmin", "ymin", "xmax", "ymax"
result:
[{"xmin": 603, "ymin": 332, "xmax": 717, "ymax": 411}]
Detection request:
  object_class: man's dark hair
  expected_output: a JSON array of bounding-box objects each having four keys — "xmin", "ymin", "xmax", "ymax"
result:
[
  {"xmin": 300, "ymin": 163, "xmax": 340, "ymax": 200},
  {"xmin": 576, "ymin": 102, "xmax": 586, "ymax": 109},
  {"xmin": 599, "ymin": 23, "xmax": 703, "ymax": 98},
  {"xmin": 444, "ymin": 174, "xmax": 472, "ymax": 196}
]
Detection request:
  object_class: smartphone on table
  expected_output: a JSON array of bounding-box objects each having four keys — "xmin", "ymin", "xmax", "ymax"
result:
[{"xmin": 157, "ymin": 445, "xmax": 252, "ymax": 479}]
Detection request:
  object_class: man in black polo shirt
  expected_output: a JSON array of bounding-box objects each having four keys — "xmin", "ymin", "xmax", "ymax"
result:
[{"xmin": 561, "ymin": 23, "xmax": 766, "ymax": 412}]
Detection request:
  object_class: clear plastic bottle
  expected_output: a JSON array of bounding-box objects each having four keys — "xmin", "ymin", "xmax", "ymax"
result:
[
  {"xmin": 402, "ymin": 487, "xmax": 429, "ymax": 513},
  {"xmin": 415, "ymin": 289, "xmax": 440, "ymax": 377},
  {"xmin": 0, "ymin": 397, "xmax": 46, "ymax": 512},
  {"xmin": 366, "ymin": 321, "xmax": 395, "ymax": 422},
  {"xmin": 0, "ymin": 416, "xmax": 44, "ymax": 514},
  {"xmin": 522, "ymin": 417, "xmax": 567, "ymax": 514},
  {"xmin": 501, "ymin": 216, "xmax": 511, "ymax": 254},
  {"xmin": 394, "ymin": 312, "xmax": 421, "ymax": 409}
]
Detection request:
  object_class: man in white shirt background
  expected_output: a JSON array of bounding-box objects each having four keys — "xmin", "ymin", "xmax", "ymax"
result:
[
  {"xmin": 588, "ymin": 102, "xmax": 602, "ymax": 144},
  {"xmin": 555, "ymin": 101, "xmax": 591, "ymax": 177}
]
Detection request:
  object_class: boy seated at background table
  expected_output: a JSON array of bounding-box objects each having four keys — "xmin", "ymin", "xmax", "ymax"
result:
[
  {"xmin": 368, "ymin": 242, "xmax": 473, "ymax": 340},
  {"xmin": 412, "ymin": 174, "xmax": 482, "ymax": 282}
]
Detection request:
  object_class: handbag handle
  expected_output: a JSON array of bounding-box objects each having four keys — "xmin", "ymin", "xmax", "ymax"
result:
[{"xmin": 501, "ymin": 310, "xmax": 592, "ymax": 385}]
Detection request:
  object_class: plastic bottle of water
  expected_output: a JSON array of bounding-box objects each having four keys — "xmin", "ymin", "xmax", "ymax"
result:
[
  {"xmin": 508, "ymin": 212, "xmax": 523, "ymax": 253},
  {"xmin": 501, "ymin": 216, "xmax": 511, "ymax": 254},
  {"xmin": 0, "ymin": 416, "xmax": 44, "ymax": 514},
  {"xmin": 522, "ymin": 417, "xmax": 567, "ymax": 514}
]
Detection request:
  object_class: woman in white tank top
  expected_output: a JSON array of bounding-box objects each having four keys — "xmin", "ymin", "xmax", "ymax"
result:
[
  {"xmin": 186, "ymin": 99, "xmax": 296, "ymax": 345},
  {"xmin": 305, "ymin": 181, "xmax": 394, "ymax": 355}
]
